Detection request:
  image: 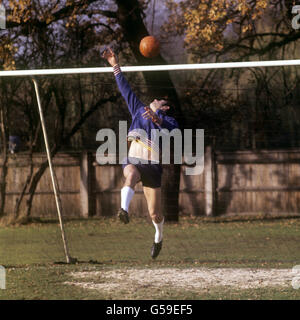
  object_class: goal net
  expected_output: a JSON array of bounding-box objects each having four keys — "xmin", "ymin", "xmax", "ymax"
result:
[{"xmin": 0, "ymin": 60, "xmax": 300, "ymax": 267}]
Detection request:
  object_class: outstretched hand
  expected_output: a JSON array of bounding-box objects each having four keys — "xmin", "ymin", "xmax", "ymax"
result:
[{"xmin": 101, "ymin": 47, "xmax": 118, "ymax": 67}]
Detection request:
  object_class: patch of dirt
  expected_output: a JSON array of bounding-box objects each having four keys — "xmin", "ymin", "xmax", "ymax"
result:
[{"xmin": 64, "ymin": 267, "xmax": 295, "ymax": 292}]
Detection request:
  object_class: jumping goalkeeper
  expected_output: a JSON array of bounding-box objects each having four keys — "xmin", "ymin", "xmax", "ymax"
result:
[{"xmin": 102, "ymin": 48, "xmax": 178, "ymax": 259}]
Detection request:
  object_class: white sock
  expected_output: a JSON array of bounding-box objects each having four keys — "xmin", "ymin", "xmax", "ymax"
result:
[
  {"xmin": 121, "ymin": 186, "xmax": 135, "ymax": 212},
  {"xmin": 152, "ymin": 218, "xmax": 164, "ymax": 243}
]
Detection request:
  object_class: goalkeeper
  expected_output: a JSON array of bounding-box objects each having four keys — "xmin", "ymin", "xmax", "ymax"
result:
[{"xmin": 102, "ymin": 48, "xmax": 178, "ymax": 259}]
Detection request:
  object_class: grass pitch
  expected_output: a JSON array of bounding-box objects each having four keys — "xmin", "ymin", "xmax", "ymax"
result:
[{"xmin": 0, "ymin": 216, "xmax": 300, "ymax": 299}]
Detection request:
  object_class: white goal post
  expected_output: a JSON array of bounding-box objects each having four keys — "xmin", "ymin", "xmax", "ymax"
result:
[{"xmin": 0, "ymin": 59, "xmax": 299, "ymax": 77}]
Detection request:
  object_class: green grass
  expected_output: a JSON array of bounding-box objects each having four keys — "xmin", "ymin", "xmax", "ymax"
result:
[{"xmin": 1, "ymin": 216, "xmax": 300, "ymax": 299}]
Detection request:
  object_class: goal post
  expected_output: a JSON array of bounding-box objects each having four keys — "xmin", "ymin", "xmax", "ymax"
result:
[
  {"xmin": 32, "ymin": 78, "xmax": 76, "ymax": 264},
  {"xmin": 0, "ymin": 59, "xmax": 299, "ymax": 77}
]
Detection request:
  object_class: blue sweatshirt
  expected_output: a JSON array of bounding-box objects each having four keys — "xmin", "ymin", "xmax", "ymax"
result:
[{"xmin": 113, "ymin": 64, "xmax": 179, "ymax": 155}]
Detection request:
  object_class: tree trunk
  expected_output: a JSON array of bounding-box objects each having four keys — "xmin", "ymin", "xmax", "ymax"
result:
[
  {"xmin": 26, "ymin": 159, "xmax": 50, "ymax": 218},
  {"xmin": 115, "ymin": 0, "xmax": 184, "ymax": 221},
  {"xmin": 14, "ymin": 148, "xmax": 34, "ymax": 219},
  {"xmin": 0, "ymin": 103, "xmax": 8, "ymax": 217}
]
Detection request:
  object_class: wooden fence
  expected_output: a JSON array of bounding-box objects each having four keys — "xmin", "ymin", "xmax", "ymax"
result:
[{"xmin": 1, "ymin": 148, "xmax": 300, "ymax": 218}]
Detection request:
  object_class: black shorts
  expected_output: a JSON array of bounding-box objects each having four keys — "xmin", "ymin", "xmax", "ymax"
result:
[{"xmin": 122, "ymin": 157, "xmax": 162, "ymax": 188}]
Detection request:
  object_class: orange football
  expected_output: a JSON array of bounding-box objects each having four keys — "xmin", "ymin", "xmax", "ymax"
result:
[{"xmin": 139, "ymin": 36, "xmax": 160, "ymax": 58}]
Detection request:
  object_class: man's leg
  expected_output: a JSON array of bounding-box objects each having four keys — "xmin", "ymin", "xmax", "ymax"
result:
[
  {"xmin": 118, "ymin": 164, "xmax": 141, "ymax": 224},
  {"xmin": 143, "ymin": 186, "xmax": 164, "ymax": 258}
]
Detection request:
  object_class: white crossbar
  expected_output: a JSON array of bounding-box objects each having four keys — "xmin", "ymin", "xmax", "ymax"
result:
[{"xmin": 0, "ymin": 59, "xmax": 300, "ymax": 76}]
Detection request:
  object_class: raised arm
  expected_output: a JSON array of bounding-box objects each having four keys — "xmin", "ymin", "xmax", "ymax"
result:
[{"xmin": 102, "ymin": 48, "xmax": 144, "ymax": 116}]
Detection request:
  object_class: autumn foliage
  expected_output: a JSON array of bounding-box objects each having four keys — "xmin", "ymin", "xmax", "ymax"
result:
[{"xmin": 164, "ymin": 0, "xmax": 268, "ymax": 58}]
